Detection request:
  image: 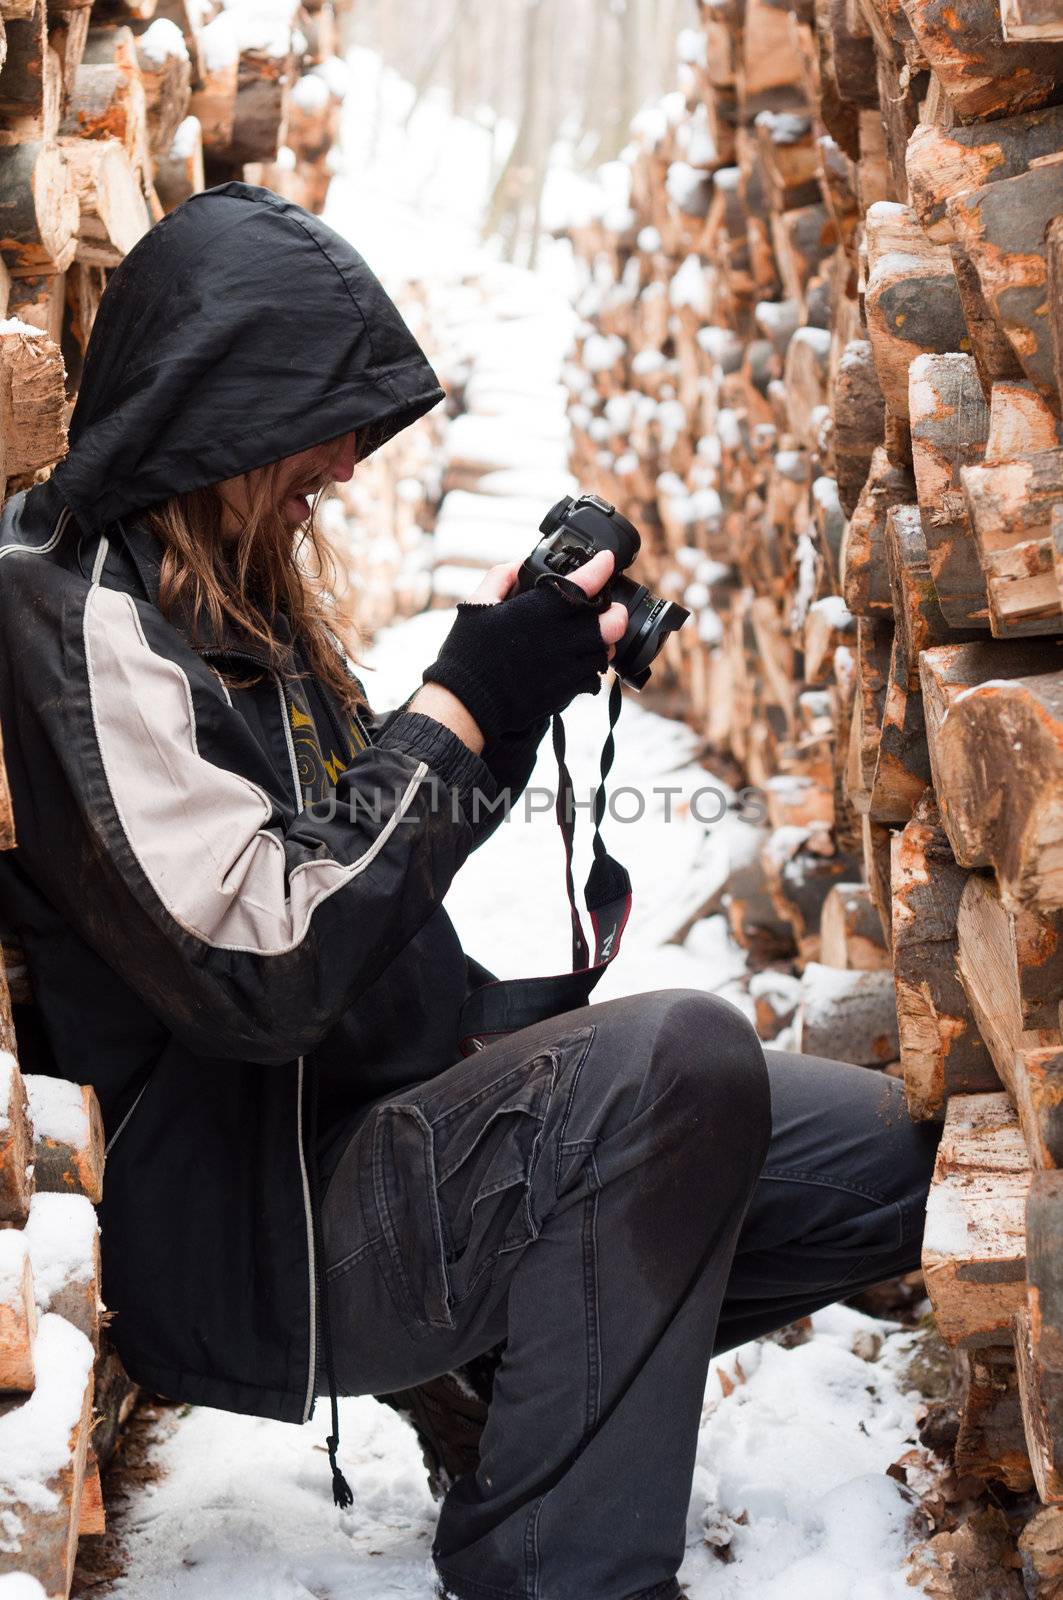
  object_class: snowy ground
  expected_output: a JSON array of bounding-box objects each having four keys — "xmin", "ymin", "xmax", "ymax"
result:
[{"xmin": 101, "ymin": 1303, "xmax": 928, "ymax": 1600}]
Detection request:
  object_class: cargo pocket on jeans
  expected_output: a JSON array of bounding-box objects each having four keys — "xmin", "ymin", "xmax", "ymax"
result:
[
  {"xmin": 365, "ymin": 1102, "xmax": 454, "ymax": 1338},
  {"xmin": 370, "ymin": 1049, "xmax": 567, "ymax": 1338},
  {"xmin": 432, "ymin": 1052, "xmax": 559, "ymax": 1309}
]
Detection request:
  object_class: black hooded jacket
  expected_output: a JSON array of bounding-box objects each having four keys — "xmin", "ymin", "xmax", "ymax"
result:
[{"xmin": 0, "ymin": 183, "xmax": 548, "ymax": 1423}]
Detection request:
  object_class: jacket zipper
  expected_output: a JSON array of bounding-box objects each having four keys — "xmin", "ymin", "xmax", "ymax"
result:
[
  {"xmin": 201, "ymin": 646, "xmax": 320, "ymax": 1422},
  {"xmin": 273, "ymin": 667, "xmax": 320, "ymax": 1426}
]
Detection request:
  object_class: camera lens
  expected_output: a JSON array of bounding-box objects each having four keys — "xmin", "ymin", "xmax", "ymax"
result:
[{"xmin": 612, "ymin": 576, "xmax": 690, "ymax": 689}]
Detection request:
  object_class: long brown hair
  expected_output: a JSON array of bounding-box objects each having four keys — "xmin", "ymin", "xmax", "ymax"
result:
[{"xmin": 145, "ymin": 436, "xmax": 371, "ymax": 715}]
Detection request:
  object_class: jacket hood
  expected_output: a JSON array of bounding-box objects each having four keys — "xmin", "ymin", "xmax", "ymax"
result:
[{"xmin": 52, "ymin": 182, "xmax": 446, "ymax": 535}]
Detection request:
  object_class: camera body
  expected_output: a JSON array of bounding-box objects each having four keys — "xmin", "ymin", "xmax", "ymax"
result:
[{"xmin": 516, "ymin": 493, "xmax": 690, "ymax": 690}]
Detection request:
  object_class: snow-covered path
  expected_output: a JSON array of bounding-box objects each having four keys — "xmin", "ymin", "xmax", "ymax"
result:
[{"xmin": 100, "ymin": 1306, "xmax": 927, "ymax": 1600}]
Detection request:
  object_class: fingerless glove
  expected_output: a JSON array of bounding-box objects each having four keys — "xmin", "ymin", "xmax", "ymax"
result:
[{"xmin": 421, "ymin": 574, "xmax": 611, "ymax": 746}]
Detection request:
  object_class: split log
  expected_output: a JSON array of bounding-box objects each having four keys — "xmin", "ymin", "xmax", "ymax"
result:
[
  {"xmin": 870, "ymin": 630, "xmax": 932, "ymax": 822},
  {"xmin": 864, "ymin": 201, "xmax": 967, "ymax": 421},
  {"xmin": 209, "ymin": 39, "xmax": 293, "ymax": 171},
  {"xmin": 1025, "ymin": 1170, "xmax": 1063, "ymax": 1373},
  {"xmin": 90, "ymin": 1334, "xmax": 137, "ymax": 1473},
  {"xmin": 861, "ymin": 813, "xmax": 894, "ymax": 948},
  {"xmin": 987, "ymin": 381, "xmax": 1063, "ymax": 464},
  {"xmin": 749, "ymin": 968, "xmax": 801, "ymax": 1038},
  {"xmin": 0, "ymin": 1314, "xmax": 94, "ymax": 1597},
  {"xmin": 846, "ymin": 615, "xmax": 892, "ymax": 812},
  {"xmin": 58, "ymin": 134, "xmax": 150, "ymax": 266},
  {"xmin": 23, "ymin": 1192, "xmax": 100, "ymax": 1349},
  {"xmin": 149, "ymin": 0, "xmax": 203, "ymax": 82},
  {"xmin": 830, "ymin": 338, "xmax": 885, "ymax": 515},
  {"xmin": 769, "ymin": 202, "xmax": 836, "ymax": 306},
  {"xmin": 0, "ymin": 143, "xmax": 78, "ymax": 275},
  {"xmin": 957, "ymin": 873, "xmax": 1063, "ymax": 1044},
  {"xmin": 0, "ymin": 0, "xmax": 46, "ymax": 130},
  {"xmin": 961, "ymin": 448, "xmax": 1063, "ymax": 637},
  {"xmin": 950, "ymin": 238, "xmax": 1024, "ymax": 398},
  {"xmin": 906, "ymin": 108, "xmax": 1063, "ymax": 245},
  {"xmin": 1017, "ymin": 1301, "xmax": 1063, "ymax": 1504},
  {"xmin": 1001, "ymin": 0, "xmax": 1063, "ymax": 39},
  {"xmin": 898, "ymin": 0, "xmax": 1063, "ymax": 121},
  {"xmin": 947, "ymin": 161, "xmax": 1063, "ymax": 409},
  {"xmin": 760, "ymin": 822, "xmax": 860, "ymax": 961},
  {"xmin": 1018, "ymin": 1505, "xmax": 1063, "ymax": 1595},
  {"xmin": 908, "ymin": 353, "xmax": 991, "ymax": 630},
  {"xmin": 0, "ymin": 1051, "xmax": 32, "ymax": 1225},
  {"xmin": 153, "ymin": 112, "xmax": 203, "ymax": 212},
  {"xmin": 820, "ymin": 880, "xmax": 889, "ymax": 968},
  {"xmin": 0, "ymin": 1232, "xmax": 36, "ymax": 1393},
  {"xmin": 6, "ymin": 272, "xmax": 65, "ymax": 345},
  {"xmin": 955, "ymin": 1345, "xmax": 1036, "ymax": 1490},
  {"xmin": 188, "ymin": 15, "xmax": 238, "ymax": 152},
  {"xmin": 78, "ymin": 1453, "xmax": 105, "ymax": 1535},
  {"xmin": 920, "ymin": 639, "xmax": 1063, "ymax": 907},
  {"xmin": 1047, "ymin": 214, "xmax": 1063, "ymax": 430},
  {"xmin": 61, "ymin": 259, "xmax": 104, "ymax": 395},
  {"xmin": 841, "ymin": 446, "xmax": 912, "ymax": 617},
  {"xmin": 885, "ymin": 503, "xmax": 978, "ymax": 683},
  {"xmin": 922, "ymin": 1092, "xmax": 1030, "ymax": 1348},
  {"xmin": 794, "ymin": 959, "xmax": 899, "ymax": 1063},
  {"xmin": 892, "ymin": 793, "xmax": 998, "ymax": 1120},
  {"xmin": 134, "ymin": 17, "xmax": 192, "ymax": 156},
  {"xmin": 741, "ymin": 0, "xmax": 809, "ymax": 118},
  {"xmin": 782, "ymin": 324, "xmax": 830, "ymax": 447},
  {"xmin": 803, "ymin": 594, "xmax": 855, "ymax": 684},
  {"xmin": 49, "ymin": 7, "xmax": 91, "ymax": 101},
  {"xmin": 955, "ymin": 874, "xmax": 1063, "ymax": 1173},
  {"xmin": 59, "ymin": 60, "xmax": 148, "ymax": 162},
  {"xmin": 0, "ymin": 321, "xmax": 67, "ymax": 479},
  {"xmin": 24, "ymin": 1076, "xmax": 104, "ymax": 1204},
  {"xmin": 810, "ymin": 474, "xmax": 847, "ymax": 594}
]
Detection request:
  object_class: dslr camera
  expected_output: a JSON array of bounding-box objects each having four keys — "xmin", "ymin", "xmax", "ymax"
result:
[{"xmin": 516, "ymin": 493, "xmax": 690, "ymax": 689}]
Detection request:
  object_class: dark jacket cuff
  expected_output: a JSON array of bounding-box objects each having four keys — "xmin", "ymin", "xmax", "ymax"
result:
[{"xmin": 375, "ymin": 710, "xmax": 498, "ymax": 824}]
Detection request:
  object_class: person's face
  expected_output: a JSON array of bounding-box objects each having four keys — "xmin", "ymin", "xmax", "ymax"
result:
[{"xmin": 216, "ymin": 431, "xmax": 359, "ymax": 533}]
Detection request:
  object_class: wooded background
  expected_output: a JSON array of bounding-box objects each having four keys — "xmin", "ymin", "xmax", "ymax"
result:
[{"xmin": 351, "ymin": 0, "xmax": 699, "ymax": 265}]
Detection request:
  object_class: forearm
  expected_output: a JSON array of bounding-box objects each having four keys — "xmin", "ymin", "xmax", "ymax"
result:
[{"xmin": 406, "ymin": 683, "xmax": 485, "ymax": 757}]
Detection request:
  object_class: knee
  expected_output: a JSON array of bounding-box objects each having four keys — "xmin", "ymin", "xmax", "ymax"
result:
[{"xmin": 643, "ymin": 989, "xmax": 771, "ymax": 1149}]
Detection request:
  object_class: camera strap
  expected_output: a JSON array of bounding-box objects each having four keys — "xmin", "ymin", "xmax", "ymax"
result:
[{"xmin": 457, "ymin": 675, "xmax": 633, "ymax": 1057}]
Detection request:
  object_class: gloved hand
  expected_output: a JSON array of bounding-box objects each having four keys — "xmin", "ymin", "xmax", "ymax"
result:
[{"xmin": 421, "ymin": 566, "xmax": 616, "ymax": 747}]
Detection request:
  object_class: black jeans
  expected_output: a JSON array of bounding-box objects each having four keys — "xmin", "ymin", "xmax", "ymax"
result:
[{"xmin": 320, "ymin": 988, "xmax": 940, "ymax": 1600}]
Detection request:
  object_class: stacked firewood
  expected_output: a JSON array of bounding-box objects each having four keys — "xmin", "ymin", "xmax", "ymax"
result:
[
  {"xmin": 0, "ymin": 938, "xmax": 114, "ymax": 1596},
  {"xmin": 0, "ymin": 0, "xmax": 353, "ymax": 418},
  {"xmin": 563, "ymin": 0, "xmax": 1063, "ymax": 1556},
  {"xmin": 0, "ymin": 4, "xmax": 365, "ymax": 1592}
]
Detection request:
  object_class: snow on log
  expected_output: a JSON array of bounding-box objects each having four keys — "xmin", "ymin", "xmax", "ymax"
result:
[
  {"xmin": 23, "ymin": 1078, "xmax": 103, "ymax": 1206},
  {"xmin": 22, "ymin": 1194, "xmax": 100, "ymax": 1350},
  {"xmin": 0, "ymin": 1314, "xmax": 94, "ymax": 1598},
  {"xmin": 794, "ymin": 959, "xmax": 899, "ymax": 1064},
  {"xmin": 922, "ymin": 1093, "xmax": 1030, "ymax": 1348}
]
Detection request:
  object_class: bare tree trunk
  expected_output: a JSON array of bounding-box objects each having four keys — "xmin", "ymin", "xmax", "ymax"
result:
[
  {"xmin": 402, "ymin": 0, "xmax": 477, "ymax": 130},
  {"xmin": 483, "ymin": 0, "xmax": 543, "ymax": 256},
  {"xmin": 526, "ymin": 0, "xmax": 560, "ymax": 269}
]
